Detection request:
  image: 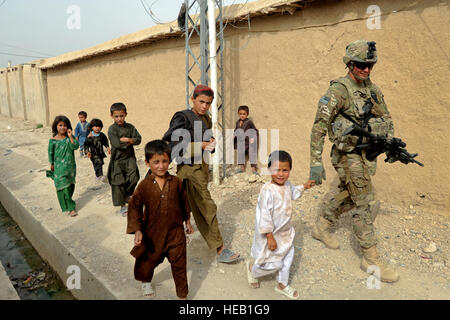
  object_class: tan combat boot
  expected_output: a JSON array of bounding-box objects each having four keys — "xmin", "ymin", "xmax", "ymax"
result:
[
  {"xmin": 361, "ymin": 246, "xmax": 399, "ymax": 283},
  {"xmin": 311, "ymin": 216, "xmax": 340, "ymax": 249}
]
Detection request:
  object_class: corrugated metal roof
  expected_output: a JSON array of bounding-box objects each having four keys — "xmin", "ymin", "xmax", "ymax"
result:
[{"xmin": 40, "ymin": 0, "xmax": 315, "ymax": 69}]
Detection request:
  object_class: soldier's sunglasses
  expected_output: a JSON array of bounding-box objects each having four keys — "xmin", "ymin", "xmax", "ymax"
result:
[{"xmin": 353, "ymin": 61, "xmax": 374, "ymax": 70}]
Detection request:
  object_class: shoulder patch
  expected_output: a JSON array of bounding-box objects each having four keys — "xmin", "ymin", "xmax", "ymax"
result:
[{"xmin": 319, "ymin": 96, "xmax": 330, "ymax": 104}]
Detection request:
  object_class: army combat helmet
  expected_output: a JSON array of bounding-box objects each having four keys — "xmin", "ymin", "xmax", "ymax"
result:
[{"xmin": 343, "ymin": 40, "xmax": 377, "ymax": 65}]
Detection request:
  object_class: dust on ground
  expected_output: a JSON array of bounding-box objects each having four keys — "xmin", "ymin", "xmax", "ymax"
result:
[{"xmin": 0, "ymin": 115, "xmax": 448, "ymax": 300}]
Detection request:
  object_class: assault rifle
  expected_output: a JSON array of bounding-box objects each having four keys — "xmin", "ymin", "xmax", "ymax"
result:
[{"xmin": 343, "ymin": 124, "xmax": 424, "ymax": 167}]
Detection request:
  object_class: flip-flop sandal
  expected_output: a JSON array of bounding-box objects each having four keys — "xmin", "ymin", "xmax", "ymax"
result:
[
  {"xmin": 69, "ymin": 211, "xmax": 78, "ymax": 217},
  {"xmin": 142, "ymin": 282, "xmax": 155, "ymax": 298},
  {"xmin": 246, "ymin": 261, "xmax": 259, "ymax": 288},
  {"xmin": 274, "ymin": 285, "xmax": 299, "ymax": 300},
  {"xmin": 216, "ymin": 248, "xmax": 240, "ymax": 264}
]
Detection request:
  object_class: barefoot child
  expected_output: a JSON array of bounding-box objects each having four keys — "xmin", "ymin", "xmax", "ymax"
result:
[
  {"xmin": 234, "ymin": 105, "xmax": 259, "ymax": 174},
  {"xmin": 84, "ymin": 118, "xmax": 110, "ymax": 182},
  {"xmin": 247, "ymin": 150, "xmax": 314, "ymax": 299},
  {"xmin": 74, "ymin": 111, "xmax": 90, "ymax": 157},
  {"xmin": 47, "ymin": 115, "xmax": 79, "ymax": 217},
  {"xmin": 127, "ymin": 140, "xmax": 193, "ymax": 299},
  {"xmin": 107, "ymin": 103, "xmax": 141, "ymax": 217}
]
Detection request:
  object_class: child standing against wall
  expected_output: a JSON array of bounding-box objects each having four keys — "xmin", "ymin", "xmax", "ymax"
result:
[
  {"xmin": 246, "ymin": 150, "xmax": 314, "ymax": 299},
  {"xmin": 107, "ymin": 103, "xmax": 141, "ymax": 217},
  {"xmin": 47, "ymin": 115, "xmax": 79, "ymax": 217},
  {"xmin": 75, "ymin": 111, "xmax": 90, "ymax": 157},
  {"xmin": 127, "ymin": 140, "xmax": 193, "ymax": 299},
  {"xmin": 234, "ymin": 105, "xmax": 259, "ymax": 174},
  {"xmin": 84, "ymin": 118, "xmax": 110, "ymax": 182}
]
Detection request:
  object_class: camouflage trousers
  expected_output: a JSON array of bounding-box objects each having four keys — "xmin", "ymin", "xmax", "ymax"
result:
[{"xmin": 321, "ymin": 146, "xmax": 378, "ymax": 249}]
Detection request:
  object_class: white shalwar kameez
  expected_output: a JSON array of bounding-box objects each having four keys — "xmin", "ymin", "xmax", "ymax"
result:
[{"xmin": 251, "ymin": 181, "xmax": 304, "ymax": 286}]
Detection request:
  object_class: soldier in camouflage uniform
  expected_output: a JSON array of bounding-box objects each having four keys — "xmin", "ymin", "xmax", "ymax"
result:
[{"xmin": 309, "ymin": 40, "xmax": 399, "ymax": 282}]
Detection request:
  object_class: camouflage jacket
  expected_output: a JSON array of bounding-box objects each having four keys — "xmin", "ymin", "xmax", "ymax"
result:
[{"xmin": 310, "ymin": 74, "xmax": 394, "ymax": 170}]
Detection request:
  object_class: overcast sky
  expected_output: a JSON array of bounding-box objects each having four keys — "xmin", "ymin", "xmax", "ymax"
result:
[{"xmin": 0, "ymin": 0, "xmax": 251, "ymax": 67}]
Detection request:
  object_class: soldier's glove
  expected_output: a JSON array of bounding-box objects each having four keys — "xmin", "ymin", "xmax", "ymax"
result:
[{"xmin": 310, "ymin": 165, "xmax": 326, "ymax": 185}]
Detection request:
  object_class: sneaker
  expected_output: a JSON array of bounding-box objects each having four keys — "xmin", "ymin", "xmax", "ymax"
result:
[
  {"xmin": 120, "ymin": 205, "xmax": 128, "ymax": 217},
  {"xmin": 234, "ymin": 167, "xmax": 244, "ymax": 174},
  {"xmin": 142, "ymin": 282, "xmax": 155, "ymax": 298}
]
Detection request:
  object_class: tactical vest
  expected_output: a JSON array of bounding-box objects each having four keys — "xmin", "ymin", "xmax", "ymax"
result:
[{"xmin": 328, "ymin": 76, "xmax": 392, "ymax": 153}]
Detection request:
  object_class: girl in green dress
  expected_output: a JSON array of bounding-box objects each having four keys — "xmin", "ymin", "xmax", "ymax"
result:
[{"xmin": 48, "ymin": 115, "xmax": 79, "ymax": 217}]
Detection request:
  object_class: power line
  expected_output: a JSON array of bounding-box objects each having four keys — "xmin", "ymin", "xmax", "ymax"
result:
[
  {"xmin": 0, "ymin": 51, "xmax": 48, "ymax": 59},
  {"xmin": 0, "ymin": 42, "xmax": 53, "ymax": 57},
  {"xmin": 0, "ymin": 0, "xmax": 7, "ymax": 9},
  {"xmin": 140, "ymin": 0, "xmax": 170, "ymax": 25},
  {"xmin": 220, "ymin": 0, "xmax": 251, "ymax": 52},
  {"xmin": 148, "ymin": 0, "xmax": 167, "ymax": 24},
  {"xmin": 223, "ymin": 0, "xmax": 249, "ymax": 31}
]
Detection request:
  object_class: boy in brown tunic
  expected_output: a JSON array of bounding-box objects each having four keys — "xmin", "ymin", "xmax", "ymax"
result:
[{"xmin": 127, "ymin": 140, "xmax": 193, "ymax": 299}]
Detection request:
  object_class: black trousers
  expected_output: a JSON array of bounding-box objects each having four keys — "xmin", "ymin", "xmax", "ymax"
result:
[{"xmin": 92, "ymin": 161, "xmax": 103, "ymax": 177}]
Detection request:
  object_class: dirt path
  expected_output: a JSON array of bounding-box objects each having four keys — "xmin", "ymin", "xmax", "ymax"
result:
[{"xmin": 0, "ymin": 115, "xmax": 448, "ymax": 300}]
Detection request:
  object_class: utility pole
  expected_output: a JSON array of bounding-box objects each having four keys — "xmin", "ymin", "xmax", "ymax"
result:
[
  {"xmin": 183, "ymin": 0, "xmax": 225, "ymax": 184},
  {"xmin": 208, "ymin": 0, "xmax": 220, "ymax": 185}
]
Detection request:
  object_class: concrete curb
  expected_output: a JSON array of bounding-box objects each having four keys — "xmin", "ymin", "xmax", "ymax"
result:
[
  {"xmin": 0, "ymin": 260, "xmax": 20, "ymax": 300},
  {"xmin": 0, "ymin": 182, "xmax": 117, "ymax": 300}
]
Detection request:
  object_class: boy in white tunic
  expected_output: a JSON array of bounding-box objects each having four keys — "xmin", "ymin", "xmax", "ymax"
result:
[{"xmin": 247, "ymin": 150, "xmax": 314, "ymax": 299}]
